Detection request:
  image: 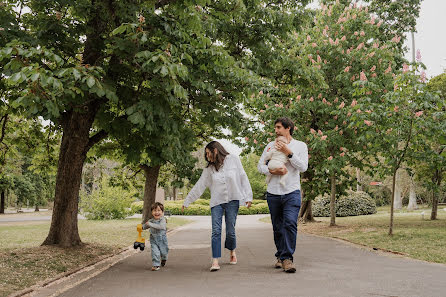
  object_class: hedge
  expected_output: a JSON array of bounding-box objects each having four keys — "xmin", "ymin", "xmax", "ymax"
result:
[
  {"xmin": 312, "ymin": 191, "xmax": 377, "ymax": 217},
  {"xmin": 131, "ymin": 199, "xmax": 269, "ymax": 215}
]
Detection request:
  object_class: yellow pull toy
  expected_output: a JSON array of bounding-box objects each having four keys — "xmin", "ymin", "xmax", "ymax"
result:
[{"xmin": 133, "ymin": 223, "xmax": 145, "ymax": 251}]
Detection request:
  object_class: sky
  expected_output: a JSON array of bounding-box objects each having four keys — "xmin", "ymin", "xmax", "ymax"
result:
[
  {"xmin": 221, "ymin": 0, "xmax": 446, "ymax": 155},
  {"xmin": 403, "ymin": 0, "xmax": 446, "ymax": 78}
]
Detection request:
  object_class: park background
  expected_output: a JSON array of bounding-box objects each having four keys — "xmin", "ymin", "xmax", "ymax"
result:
[{"xmin": 1, "ymin": 0, "xmax": 446, "ymax": 296}]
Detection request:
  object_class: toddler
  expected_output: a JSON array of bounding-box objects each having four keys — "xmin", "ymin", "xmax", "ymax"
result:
[
  {"xmin": 265, "ymin": 135, "xmax": 289, "ymax": 186},
  {"xmin": 142, "ymin": 202, "xmax": 169, "ymax": 271}
]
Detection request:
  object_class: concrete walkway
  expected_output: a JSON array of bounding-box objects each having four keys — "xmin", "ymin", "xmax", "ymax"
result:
[{"xmin": 26, "ymin": 215, "xmax": 446, "ymax": 297}]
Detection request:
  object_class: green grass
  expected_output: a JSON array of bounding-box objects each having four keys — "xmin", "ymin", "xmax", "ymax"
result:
[
  {"xmin": 261, "ymin": 205, "xmax": 446, "ymax": 264},
  {"xmin": 0, "ymin": 216, "xmax": 191, "ymax": 297}
]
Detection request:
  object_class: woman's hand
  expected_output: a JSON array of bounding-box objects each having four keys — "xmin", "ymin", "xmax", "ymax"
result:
[
  {"xmin": 246, "ymin": 201, "xmax": 252, "ymax": 208},
  {"xmin": 181, "ymin": 205, "xmax": 187, "ymax": 213}
]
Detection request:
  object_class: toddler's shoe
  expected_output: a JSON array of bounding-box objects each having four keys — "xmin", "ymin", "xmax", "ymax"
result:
[{"xmin": 151, "ymin": 266, "xmax": 160, "ymax": 271}]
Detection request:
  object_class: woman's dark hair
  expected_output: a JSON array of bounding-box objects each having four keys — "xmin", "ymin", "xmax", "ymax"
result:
[
  {"xmin": 151, "ymin": 202, "xmax": 164, "ymax": 212},
  {"xmin": 205, "ymin": 141, "xmax": 229, "ymax": 171},
  {"xmin": 274, "ymin": 117, "xmax": 295, "ymax": 136}
]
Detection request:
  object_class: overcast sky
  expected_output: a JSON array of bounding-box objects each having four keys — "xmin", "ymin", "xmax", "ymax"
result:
[{"xmin": 403, "ymin": 0, "xmax": 446, "ymax": 78}]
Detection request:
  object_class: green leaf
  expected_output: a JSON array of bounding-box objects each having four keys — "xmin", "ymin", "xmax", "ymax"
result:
[
  {"xmin": 160, "ymin": 66, "xmax": 168, "ymax": 76},
  {"xmin": 73, "ymin": 69, "xmax": 81, "ymax": 80},
  {"xmin": 30, "ymin": 73, "xmax": 40, "ymax": 82},
  {"xmin": 87, "ymin": 76, "xmax": 95, "ymax": 88}
]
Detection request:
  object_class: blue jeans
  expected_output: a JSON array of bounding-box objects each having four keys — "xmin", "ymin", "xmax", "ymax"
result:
[
  {"xmin": 210, "ymin": 200, "xmax": 239, "ymax": 258},
  {"xmin": 150, "ymin": 234, "xmax": 168, "ymax": 266},
  {"xmin": 266, "ymin": 189, "xmax": 301, "ymax": 261}
]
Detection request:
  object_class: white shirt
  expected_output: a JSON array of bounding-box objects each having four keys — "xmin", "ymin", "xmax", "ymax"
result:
[
  {"xmin": 184, "ymin": 154, "xmax": 253, "ymax": 208},
  {"xmin": 258, "ymin": 139, "xmax": 308, "ymax": 195}
]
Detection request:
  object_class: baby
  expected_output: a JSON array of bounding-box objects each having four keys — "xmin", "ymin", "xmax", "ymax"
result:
[{"xmin": 265, "ymin": 135, "xmax": 289, "ymax": 186}]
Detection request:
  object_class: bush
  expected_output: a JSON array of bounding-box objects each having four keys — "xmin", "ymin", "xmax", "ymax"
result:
[
  {"xmin": 80, "ymin": 177, "xmax": 136, "ymax": 220},
  {"xmin": 313, "ymin": 191, "xmax": 377, "ymax": 217},
  {"xmin": 130, "ymin": 199, "xmax": 270, "ymax": 215}
]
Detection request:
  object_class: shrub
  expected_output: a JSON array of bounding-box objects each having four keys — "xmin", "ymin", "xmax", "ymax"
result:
[
  {"xmin": 80, "ymin": 177, "xmax": 136, "ymax": 220},
  {"xmin": 130, "ymin": 199, "xmax": 270, "ymax": 215},
  {"xmin": 313, "ymin": 191, "xmax": 377, "ymax": 217}
]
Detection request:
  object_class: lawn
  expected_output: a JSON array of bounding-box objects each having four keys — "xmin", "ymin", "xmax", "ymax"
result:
[
  {"xmin": 0, "ymin": 215, "xmax": 190, "ymax": 297},
  {"xmin": 262, "ymin": 205, "xmax": 446, "ymax": 264}
]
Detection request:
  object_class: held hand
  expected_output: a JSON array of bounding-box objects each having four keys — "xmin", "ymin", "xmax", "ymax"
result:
[
  {"xmin": 181, "ymin": 205, "xmax": 186, "ymax": 213},
  {"xmin": 246, "ymin": 201, "xmax": 252, "ymax": 208},
  {"xmin": 269, "ymin": 166, "xmax": 288, "ymax": 176},
  {"xmin": 275, "ymin": 141, "xmax": 291, "ymax": 155}
]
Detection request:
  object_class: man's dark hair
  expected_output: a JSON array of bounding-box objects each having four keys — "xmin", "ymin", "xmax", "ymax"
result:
[
  {"xmin": 205, "ymin": 141, "xmax": 229, "ymax": 171},
  {"xmin": 274, "ymin": 117, "xmax": 295, "ymax": 136},
  {"xmin": 151, "ymin": 202, "xmax": 164, "ymax": 212}
]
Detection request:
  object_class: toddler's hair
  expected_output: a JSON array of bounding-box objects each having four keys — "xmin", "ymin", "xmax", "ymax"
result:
[{"xmin": 151, "ymin": 202, "xmax": 164, "ymax": 212}]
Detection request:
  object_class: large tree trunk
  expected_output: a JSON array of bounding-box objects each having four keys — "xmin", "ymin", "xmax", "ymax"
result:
[
  {"xmin": 34, "ymin": 204, "xmax": 40, "ymax": 212},
  {"xmin": 42, "ymin": 105, "xmax": 102, "ymax": 247},
  {"xmin": 407, "ymin": 175, "xmax": 418, "ymax": 211},
  {"xmin": 329, "ymin": 173, "xmax": 336, "ymax": 226},
  {"xmin": 389, "ymin": 169, "xmax": 397, "ymax": 236},
  {"xmin": 141, "ymin": 165, "xmax": 161, "ymax": 223},
  {"xmin": 0, "ymin": 190, "xmax": 4, "ymax": 214},
  {"xmin": 393, "ymin": 169, "xmax": 402, "ymax": 210}
]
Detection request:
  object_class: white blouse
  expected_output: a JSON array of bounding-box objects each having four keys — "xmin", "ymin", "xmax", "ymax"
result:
[{"xmin": 183, "ymin": 154, "xmax": 253, "ymax": 208}]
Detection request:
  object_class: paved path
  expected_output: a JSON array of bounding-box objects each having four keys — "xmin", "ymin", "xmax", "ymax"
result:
[{"xmin": 35, "ymin": 214, "xmax": 446, "ymax": 297}]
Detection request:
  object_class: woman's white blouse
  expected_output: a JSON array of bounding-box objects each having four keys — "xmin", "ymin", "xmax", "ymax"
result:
[{"xmin": 183, "ymin": 154, "xmax": 253, "ymax": 208}]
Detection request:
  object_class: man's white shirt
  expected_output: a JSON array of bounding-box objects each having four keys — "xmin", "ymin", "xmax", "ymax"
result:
[{"xmin": 258, "ymin": 139, "xmax": 308, "ymax": 195}]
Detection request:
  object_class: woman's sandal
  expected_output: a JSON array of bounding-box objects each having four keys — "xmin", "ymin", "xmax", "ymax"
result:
[{"xmin": 229, "ymin": 255, "xmax": 237, "ymax": 265}]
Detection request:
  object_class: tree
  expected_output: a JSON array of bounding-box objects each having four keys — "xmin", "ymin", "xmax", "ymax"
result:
[
  {"xmin": 419, "ymin": 72, "xmax": 446, "ymax": 219},
  {"xmin": 243, "ymin": 1, "xmax": 399, "ymax": 225},
  {"xmin": 1, "ymin": 1, "xmax": 314, "ymax": 246},
  {"xmin": 355, "ymin": 62, "xmax": 437, "ymax": 234}
]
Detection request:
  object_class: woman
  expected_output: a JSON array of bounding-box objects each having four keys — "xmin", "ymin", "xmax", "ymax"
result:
[{"xmin": 182, "ymin": 141, "xmax": 253, "ymax": 271}]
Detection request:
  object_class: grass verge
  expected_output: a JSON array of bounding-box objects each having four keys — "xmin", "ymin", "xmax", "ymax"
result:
[
  {"xmin": 260, "ymin": 205, "xmax": 446, "ymax": 264},
  {"xmin": 0, "ymin": 216, "xmax": 190, "ymax": 297}
]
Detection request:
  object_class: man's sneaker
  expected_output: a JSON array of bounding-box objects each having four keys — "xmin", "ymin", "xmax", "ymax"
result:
[
  {"xmin": 161, "ymin": 260, "xmax": 167, "ymax": 267},
  {"xmin": 151, "ymin": 266, "xmax": 160, "ymax": 271},
  {"xmin": 274, "ymin": 259, "xmax": 282, "ymax": 269},
  {"xmin": 282, "ymin": 259, "xmax": 296, "ymax": 273}
]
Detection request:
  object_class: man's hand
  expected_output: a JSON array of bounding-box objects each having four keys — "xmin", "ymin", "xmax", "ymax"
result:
[
  {"xmin": 246, "ymin": 201, "xmax": 252, "ymax": 208},
  {"xmin": 275, "ymin": 140, "xmax": 292, "ymax": 155},
  {"xmin": 269, "ymin": 167, "xmax": 288, "ymax": 175}
]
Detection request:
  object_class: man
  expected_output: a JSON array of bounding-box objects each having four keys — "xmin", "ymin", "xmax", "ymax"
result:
[{"xmin": 258, "ymin": 117, "xmax": 308, "ymax": 273}]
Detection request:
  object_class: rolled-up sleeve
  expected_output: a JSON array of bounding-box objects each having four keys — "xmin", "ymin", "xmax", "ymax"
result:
[
  {"xmin": 288, "ymin": 142, "xmax": 308, "ymax": 172},
  {"xmin": 183, "ymin": 168, "xmax": 210, "ymax": 207},
  {"xmin": 258, "ymin": 143, "xmax": 273, "ymax": 175}
]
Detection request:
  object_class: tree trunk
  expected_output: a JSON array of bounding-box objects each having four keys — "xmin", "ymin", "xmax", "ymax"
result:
[
  {"xmin": 141, "ymin": 165, "xmax": 161, "ymax": 223},
  {"xmin": 329, "ymin": 173, "xmax": 336, "ymax": 226},
  {"xmin": 173, "ymin": 187, "xmax": 177, "ymax": 201},
  {"xmin": 431, "ymin": 170, "xmax": 441, "ymax": 220},
  {"xmin": 0, "ymin": 190, "xmax": 4, "ymax": 214},
  {"xmin": 34, "ymin": 204, "xmax": 40, "ymax": 212},
  {"xmin": 407, "ymin": 175, "xmax": 418, "ymax": 211},
  {"xmin": 393, "ymin": 169, "xmax": 402, "ymax": 210},
  {"xmin": 356, "ymin": 168, "xmax": 362, "ymax": 191},
  {"xmin": 298, "ymin": 199, "xmax": 315, "ymax": 223},
  {"xmin": 42, "ymin": 106, "xmax": 100, "ymax": 247},
  {"xmin": 389, "ymin": 169, "xmax": 397, "ymax": 236}
]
